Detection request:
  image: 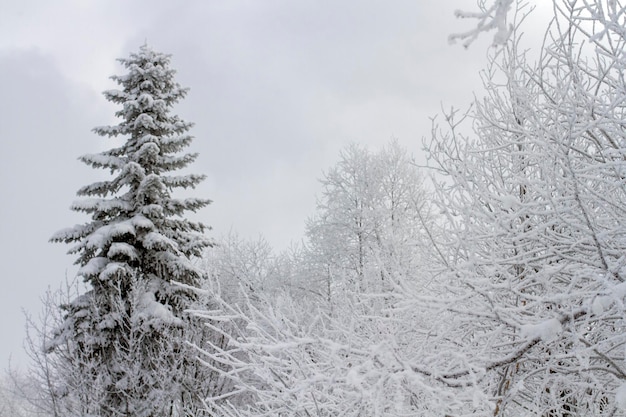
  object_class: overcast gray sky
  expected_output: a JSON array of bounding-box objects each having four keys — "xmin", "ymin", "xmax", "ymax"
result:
[{"xmin": 0, "ymin": 0, "xmax": 552, "ymax": 368}]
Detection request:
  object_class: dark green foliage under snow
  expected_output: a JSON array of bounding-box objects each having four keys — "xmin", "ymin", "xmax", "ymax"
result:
[{"xmin": 48, "ymin": 45, "xmax": 213, "ymax": 416}]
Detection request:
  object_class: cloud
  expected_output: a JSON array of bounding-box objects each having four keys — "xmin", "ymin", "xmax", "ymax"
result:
[{"xmin": 0, "ymin": 49, "xmax": 106, "ymax": 366}]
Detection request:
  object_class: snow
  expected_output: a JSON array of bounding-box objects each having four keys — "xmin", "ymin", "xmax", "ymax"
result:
[
  {"xmin": 451, "ymin": 0, "xmax": 514, "ymax": 47},
  {"xmin": 78, "ymin": 257, "xmax": 109, "ymax": 277},
  {"xmin": 79, "ymin": 153, "xmax": 125, "ymax": 170},
  {"xmin": 616, "ymin": 383, "xmax": 626, "ymax": 410},
  {"xmin": 107, "ymin": 242, "xmax": 139, "ymax": 260},
  {"xmin": 141, "ymin": 204, "xmax": 164, "ymax": 218},
  {"xmin": 134, "ymin": 113, "xmax": 156, "ymax": 130},
  {"xmin": 590, "ymin": 282, "xmax": 626, "ymax": 315},
  {"xmin": 500, "ymin": 194, "xmax": 518, "ymax": 211},
  {"xmin": 138, "ymin": 92, "xmax": 154, "ymax": 107},
  {"xmin": 86, "ymin": 222, "xmax": 136, "ymax": 249},
  {"xmin": 137, "ymin": 291, "xmax": 182, "ymax": 326},
  {"xmin": 130, "ymin": 214, "xmax": 154, "ymax": 230},
  {"xmin": 50, "ymin": 223, "xmax": 89, "ymax": 241},
  {"xmin": 591, "ymin": 296, "xmax": 612, "ymax": 316},
  {"xmin": 520, "ymin": 318, "xmax": 562, "ymax": 343},
  {"xmin": 613, "ymin": 282, "xmax": 626, "ymax": 299},
  {"xmin": 71, "ymin": 198, "xmax": 132, "ymax": 213},
  {"xmin": 143, "ymin": 232, "xmax": 176, "ymax": 251},
  {"xmin": 99, "ymin": 261, "xmax": 128, "ymax": 281},
  {"xmin": 137, "ymin": 142, "xmax": 160, "ymax": 159}
]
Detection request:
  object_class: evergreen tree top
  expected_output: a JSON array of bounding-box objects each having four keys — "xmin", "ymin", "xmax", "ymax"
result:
[
  {"xmin": 52, "ymin": 44, "xmax": 212, "ymax": 291},
  {"xmin": 46, "ymin": 47, "xmax": 214, "ymax": 417},
  {"xmin": 105, "ymin": 45, "xmax": 189, "ymax": 112}
]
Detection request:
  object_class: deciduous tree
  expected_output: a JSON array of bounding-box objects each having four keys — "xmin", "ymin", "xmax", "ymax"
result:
[
  {"xmin": 421, "ymin": 1, "xmax": 626, "ymax": 414},
  {"xmin": 305, "ymin": 141, "xmax": 435, "ymax": 307}
]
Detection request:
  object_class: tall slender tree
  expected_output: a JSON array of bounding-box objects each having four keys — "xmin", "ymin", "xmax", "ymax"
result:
[
  {"xmin": 305, "ymin": 141, "xmax": 434, "ymax": 305},
  {"xmin": 49, "ymin": 45, "xmax": 213, "ymax": 416}
]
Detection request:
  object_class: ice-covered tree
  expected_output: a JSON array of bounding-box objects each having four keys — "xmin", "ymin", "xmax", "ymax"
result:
[
  {"xmin": 194, "ymin": 291, "xmax": 455, "ymax": 417},
  {"xmin": 449, "ymin": 0, "xmax": 515, "ymax": 47},
  {"xmin": 419, "ymin": 1, "xmax": 626, "ymax": 414},
  {"xmin": 49, "ymin": 45, "xmax": 213, "ymax": 416},
  {"xmin": 202, "ymin": 232, "xmax": 278, "ymax": 304},
  {"xmin": 0, "ymin": 371, "xmax": 47, "ymax": 417},
  {"xmin": 305, "ymin": 141, "xmax": 435, "ymax": 306},
  {"xmin": 192, "ymin": 142, "xmax": 443, "ymax": 416}
]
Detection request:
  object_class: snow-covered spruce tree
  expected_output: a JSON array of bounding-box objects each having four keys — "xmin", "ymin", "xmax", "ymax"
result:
[{"xmin": 49, "ymin": 45, "xmax": 212, "ymax": 416}]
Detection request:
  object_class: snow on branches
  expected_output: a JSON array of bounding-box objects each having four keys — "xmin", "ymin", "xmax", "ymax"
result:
[{"xmin": 48, "ymin": 45, "xmax": 214, "ymax": 416}]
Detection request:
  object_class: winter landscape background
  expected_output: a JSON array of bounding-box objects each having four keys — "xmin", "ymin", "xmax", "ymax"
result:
[{"xmin": 7, "ymin": 0, "xmax": 623, "ymax": 416}]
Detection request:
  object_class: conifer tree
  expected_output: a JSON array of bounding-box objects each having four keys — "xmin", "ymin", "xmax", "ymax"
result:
[{"xmin": 49, "ymin": 45, "xmax": 213, "ymax": 416}]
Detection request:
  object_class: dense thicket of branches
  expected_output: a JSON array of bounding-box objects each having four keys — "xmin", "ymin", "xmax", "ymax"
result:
[
  {"xmin": 422, "ymin": 1, "xmax": 626, "ymax": 415},
  {"xmin": 193, "ymin": 1, "xmax": 626, "ymax": 415},
  {"xmin": 190, "ymin": 141, "xmax": 440, "ymax": 416}
]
